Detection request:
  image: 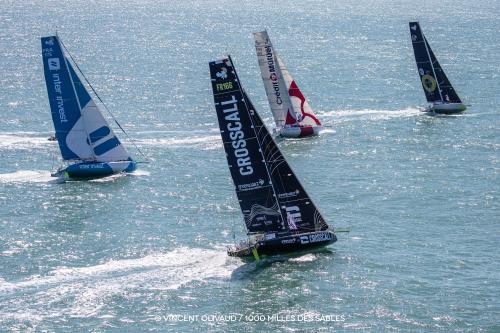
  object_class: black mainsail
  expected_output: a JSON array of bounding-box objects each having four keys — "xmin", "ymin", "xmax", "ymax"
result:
[
  {"xmin": 209, "ymin": 56, "xmax": 334, "ymax": 258},
  {"xmin": 409, "ymin": 22, "xmax": 466, "ymax": 113}
]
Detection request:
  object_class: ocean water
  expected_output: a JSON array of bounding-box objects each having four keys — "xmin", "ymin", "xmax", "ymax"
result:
[{"xmin": 0, "ymin": 0, "xmax": 499, "ymax": 332}]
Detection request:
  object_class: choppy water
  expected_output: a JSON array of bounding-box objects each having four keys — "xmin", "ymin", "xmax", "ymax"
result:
[{"xmin": 0, "ymin": 0, "xmax": 499, "ymax": 332}]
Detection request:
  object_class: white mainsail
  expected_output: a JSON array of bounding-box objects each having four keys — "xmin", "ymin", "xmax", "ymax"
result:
[
  {"xmin": 254, "ymin": 30, "xmax": 321, "ymax": 130},
  {"xmin": 253, "ymin": 31, "xmax": 297, "ymax": 128}
]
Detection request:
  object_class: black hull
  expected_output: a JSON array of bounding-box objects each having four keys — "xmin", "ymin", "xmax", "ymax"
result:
[{"xmin": 228, "ymin": 230, "xmax": 337, "ymax": 258}]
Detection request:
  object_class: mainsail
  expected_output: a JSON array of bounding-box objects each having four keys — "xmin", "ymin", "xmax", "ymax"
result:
[
  {"xmin": 254, "ymin": 30, "xmax": 321, "ymax": 128},
  {"xmin": 41, "ymin": 36, "xmax": 132, "ymax": 162},
  {"xmin": 409, "ymin": 22, "xmax": 462, "ymax": 104},
  {"xmin": 209, "ymin": 56, "xmax": 329, "ymax": 234},
  {"xmin": 254, "ymin": 31, "xmax": 297, "ymax": 128}
]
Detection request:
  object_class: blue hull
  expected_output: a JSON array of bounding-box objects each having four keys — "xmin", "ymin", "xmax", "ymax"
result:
[{"xmin": 52, "ymin": 160, "xmax": 137, "ymax": 179}]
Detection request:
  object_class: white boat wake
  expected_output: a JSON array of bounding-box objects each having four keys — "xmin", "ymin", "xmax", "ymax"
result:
[
  {"xmin": 318, "ymin": 107, "xmax": 422, "ymax": 122},
  {"xmin": 0, "ymin": 133, "xmax": 54, "ymax": 150},
  {"xmin": 0, "ymin": 247, "xmax": 239, "ymax": 322},
  {"xmin": 0, "ymin": 170, "xmax": 55, "ymax": 183}
]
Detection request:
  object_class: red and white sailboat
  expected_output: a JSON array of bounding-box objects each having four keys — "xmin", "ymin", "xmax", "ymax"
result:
[{"xmin": 254, "ymin": 30, "xmax": 322, "ymax": 138}]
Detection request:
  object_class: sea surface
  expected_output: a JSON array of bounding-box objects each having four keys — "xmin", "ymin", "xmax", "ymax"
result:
[{"xmin": 0, "ymin": 0, "xmax": 498, "ymax": 332}]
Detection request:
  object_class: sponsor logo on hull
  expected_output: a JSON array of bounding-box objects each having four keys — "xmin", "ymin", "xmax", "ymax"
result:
[{"xmin": 299, "ymin": 232, "xmax": 333, "ymax": 245}]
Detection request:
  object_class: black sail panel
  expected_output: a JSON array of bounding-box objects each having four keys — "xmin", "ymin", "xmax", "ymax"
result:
[
  {"xmin": 243, "ymin": 91, "xmax": 329, "ymax": 233},
  {"xmin": 425, "ymin": 37, "xmax": 462, "ymax": 103},
  {"xmin": 409, "ymin": 22, "xmax": 441, "ymax": 102},
  {"xmin": 209, "ymin": 58, "xmax": 285, "ymax": 233}
]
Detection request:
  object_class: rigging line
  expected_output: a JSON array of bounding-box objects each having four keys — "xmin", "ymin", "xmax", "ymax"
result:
[{"xmin": 58, "ymin": 38, "xmax": 150, "ymax": 163}]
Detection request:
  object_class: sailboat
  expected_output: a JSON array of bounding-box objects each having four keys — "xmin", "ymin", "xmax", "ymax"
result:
[
  {"xmin": 41, "ymin": 35, "xmax": 137, "ymax": 179},
  {"xmin": 209, "ymin": 56, "xmax": 336, "ymax": 259},
  {"xmin": 409, "ymin": 22, "xmax": 467, "ymax": 114},
  {"xmin": 254, "ymin": 30, "xmax": 322, "ymax": 137}
]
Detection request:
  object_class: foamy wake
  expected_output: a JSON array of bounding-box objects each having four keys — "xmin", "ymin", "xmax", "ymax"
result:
[
  {"xmin": 0, "ymin": 134, "xmax": 53, "ymax": 150},
  {"xmin": 319, "ymin": 108, "xmax": 422, "ymax": 122},
  {"xmin": 0, "ymin": 247, "xmax": 238, "ymax": 321},
  {"xmin": 0, "ymin": 170, "xmax": 55, "ymax": 183},
  {"xmin": 134, "ymin": 135, "xmax": 221, "ymax": 149},
  {"xmin": 130, "ymin": 169, "xmax": 150, "ymax": 177}
]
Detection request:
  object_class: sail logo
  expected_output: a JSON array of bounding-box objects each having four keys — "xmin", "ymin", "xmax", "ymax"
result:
[
  {"xmin": 48, "ymin": 58, "xmax": 60, "ymax": 71},
  {"xmin": 278, "ymin": 189, "xmax": 299, "ymax": 199},
  {"xmin": 220, "ymin": 95, "xmax": 253, "ymax": 176},
  {"xmin": 45, "ymin": 38, "xmax": 55, "ymax": 46},
  {"xmin": 265, "ymin": 46, "xmax": 283, "ymax": 105},
  {"xmin": 421, "ymin": 74, "xmax": 437, "ymax": 93},
  {"xmin": 285, "ymin": 206, "xmax": 302, "ymax": 230},
  {"xmin": 216, "ymin": 67, "xmax": 228, "ymax": 79},
  {"xmin": 238, "ymin": 179, "xmax": 265, "ymax": 191},
  {"xmin": 88, "ymin": 125, "xmax": 121, "ymax": 156},
  {"xmin": 51, "ymin": 73, "xmax": 67, "ymax": 123}
]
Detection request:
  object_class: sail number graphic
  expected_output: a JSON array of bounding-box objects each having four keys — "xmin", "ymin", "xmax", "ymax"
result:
[{"xmin": 421, "ymin": 74, "xmax": 437, "ymax": 93}]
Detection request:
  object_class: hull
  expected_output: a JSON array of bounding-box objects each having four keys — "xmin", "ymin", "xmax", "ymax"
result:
[
  {"xmin": 279, "ymin": 125, "xmax": 321, "ymax": 138},
  {"xmin": 52, "ymin": 160, "xmax": 136, "ymax": 179},
  {"xmin": 428, "ymin": 102, "xmax": 467, "ymax": 114},
  {"xmin": 228, "ymin": 230, "xmax": 336, "ymax": 258}
]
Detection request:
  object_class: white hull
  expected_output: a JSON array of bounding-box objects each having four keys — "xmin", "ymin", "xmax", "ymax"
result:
[
  {"xmin": 427, "ymin": 102, "xmax": 467, "ymax": 114},
  {"xmin": 278, "ymin": 125, "xmax": 321, "ymax": 138}
]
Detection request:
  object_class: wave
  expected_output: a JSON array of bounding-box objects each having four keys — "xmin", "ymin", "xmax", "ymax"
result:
[
  {"xmin": 0, "ymin": 170, "xmax": 56, "ymax": 183},
  {"xmin": 134, "ymin": 135, "xmax": 221, "ymax": 148},
  {"xmin": 318, "ymin": 107, "xmax": 422, "ymax": 121},
  {"xmin": 0, "ymin": 134, "xmax": 54, "ymax": 150},
  {"xmin": 131, "ymin": 169, "xmax": 150, "ymax": 176},
  {"xmin": 0, "ymin": 247, "xmax": 238, "ymax": 321}
]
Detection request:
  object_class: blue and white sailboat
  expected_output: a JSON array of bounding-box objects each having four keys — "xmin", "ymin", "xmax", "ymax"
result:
[{"xmin": 41, "ymin": 35, "xmax": 136, "ymax": 179}]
